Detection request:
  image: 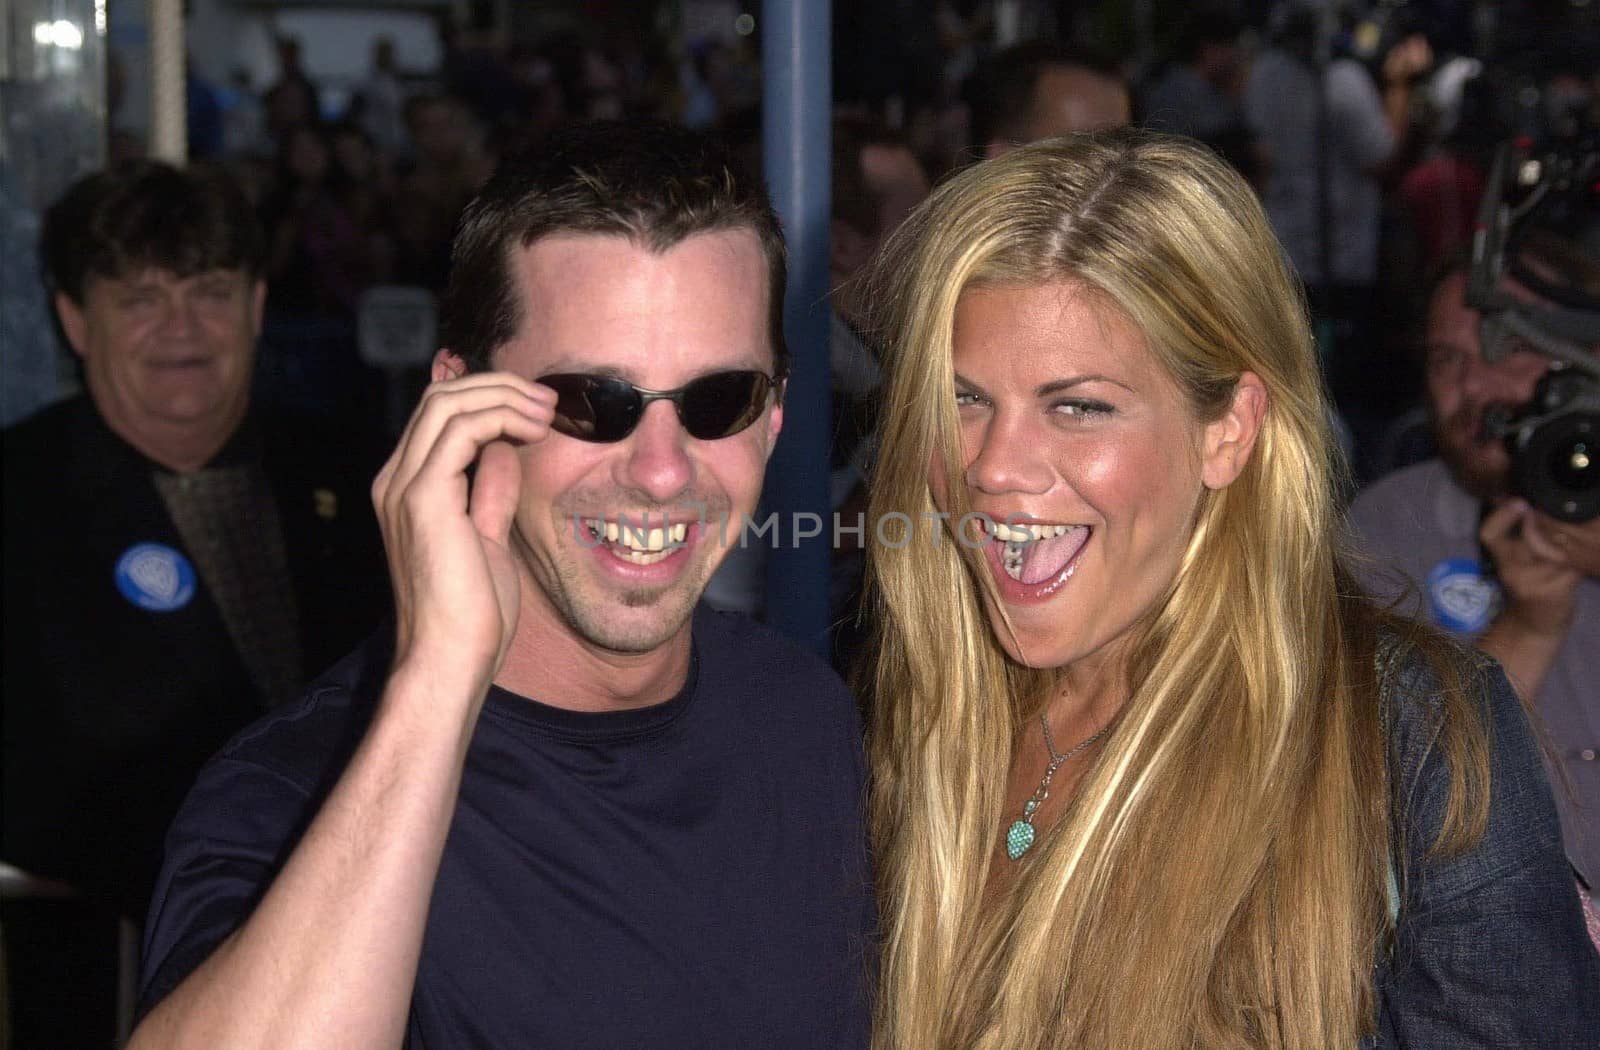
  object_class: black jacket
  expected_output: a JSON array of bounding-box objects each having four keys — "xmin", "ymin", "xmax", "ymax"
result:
[{"xmin": 2, "ymin": 396, "xmax": 388, "ymax": 918}]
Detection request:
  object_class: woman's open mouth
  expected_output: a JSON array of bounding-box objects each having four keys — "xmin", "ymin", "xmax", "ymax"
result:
[{"xmin": 979, "ymin": 519, "xmax": 1092, "ymax": 602}]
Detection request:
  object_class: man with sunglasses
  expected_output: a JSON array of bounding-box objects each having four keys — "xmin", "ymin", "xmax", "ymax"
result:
[{"xmin": 131, "ymin": 121, "xmax": 874, "ymax": 1049}]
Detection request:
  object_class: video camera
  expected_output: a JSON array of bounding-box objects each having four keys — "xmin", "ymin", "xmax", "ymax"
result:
[{"xmin": 1467, "ymin": 132, "xmax": 1600, "ymax": 522}]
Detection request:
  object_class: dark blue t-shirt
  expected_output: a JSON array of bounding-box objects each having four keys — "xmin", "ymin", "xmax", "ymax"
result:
[{"xmin": 139, "ymin": 607, "xmax": 875, "ymax": 1048}]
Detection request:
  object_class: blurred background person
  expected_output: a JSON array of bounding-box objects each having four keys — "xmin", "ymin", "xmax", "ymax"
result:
[
  {"xmin": 1140, "ymin": 6, "xmax": 1255, "ymax": 181},
  {"xmin": 826, "ymin": 114, "xmax": 930, "ymax": 668},
  {"xmin": 392, "ymin": 93, "xmax": 491, "ymax": 294},
  {"xmin": 968, "ymin": 40, "xmax": 1132, "ymax": 158},
  {"xmin": 262, "ymin": 34, "xmax": 321, "ymax": 151},
  {"xmin": 1244, "ymin": 3, "xmax": 1432, "ymax": 477},
  {"xmin": 2, "ymin": 160, "xmax": 387, "ymax": 1047},
  {"xmin": 353, "ymin": 36, "xmax": 408, "ymax": 158},
  {"xmin": 261, "ymin": 124, "xmax": 369, "ymax": 319},
  {"xmin": 1347, "ymin": 227, "xmax": 1600, "ymax": 913}
]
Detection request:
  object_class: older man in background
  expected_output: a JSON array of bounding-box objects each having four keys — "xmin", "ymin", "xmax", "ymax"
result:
[{"xmin": 2, "ymin": 160, "xmax": 385, "ymax": 1046}]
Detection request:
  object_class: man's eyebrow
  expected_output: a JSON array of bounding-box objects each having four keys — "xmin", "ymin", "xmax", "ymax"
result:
[
  {"xmin": 538, "ymin": 363, "xmax": 630, "ymax": 379},
  {"xmin": 535, "ymin": 356, "xmax": 773, "ymax": 381}
]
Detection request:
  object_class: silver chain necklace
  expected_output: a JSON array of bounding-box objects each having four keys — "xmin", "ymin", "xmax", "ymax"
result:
[{"xmin": 1004, "ymin": 712, "xmax": 1112, "ymax": 861}]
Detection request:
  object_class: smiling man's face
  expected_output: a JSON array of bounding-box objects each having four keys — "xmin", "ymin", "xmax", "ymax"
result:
[
  {"xmin": 490, "ymin": 230, "xmax": 782, "ymax": 655},
  {"xmin": 57, "ymin": 267, "xmax": 264, "ymax": 463}
]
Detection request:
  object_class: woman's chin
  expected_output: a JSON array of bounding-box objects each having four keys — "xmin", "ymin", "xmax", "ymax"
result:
[{"xmin": 981, "ymin": 604, "xmax": 1076, "ymax": 670}]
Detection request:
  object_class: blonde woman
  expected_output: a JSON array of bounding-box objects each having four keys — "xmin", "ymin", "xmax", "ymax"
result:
[{"xmin": 862, "ymin": 129, "xmax": 1600, "ymax": 1049}]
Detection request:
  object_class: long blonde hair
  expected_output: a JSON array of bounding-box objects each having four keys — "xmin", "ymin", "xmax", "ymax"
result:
[{"xmin": 863, "ymin": 130, "xmax": 1489, "ymax": 1049}]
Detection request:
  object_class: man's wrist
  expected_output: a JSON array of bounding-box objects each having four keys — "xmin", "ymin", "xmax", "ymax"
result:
[{"xmin": 383, "ymin": 652, "xmax": 496, "ymax": 730}]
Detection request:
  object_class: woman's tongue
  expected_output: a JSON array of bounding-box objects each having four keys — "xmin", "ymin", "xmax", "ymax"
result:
[{"xmin": 1012, "ymin": 528, "xmax": 1088, "ymax": 585}]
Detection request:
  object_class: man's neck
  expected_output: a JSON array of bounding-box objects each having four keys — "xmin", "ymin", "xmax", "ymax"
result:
[
  {"xmin": 495, "ymin": 592, "xmax": 695, "ymax": 714},
  {"xmin": 106, "ymin": 414, "xmax": 236, "ymax": 474},
  {"xmin": 88, "ymin": 382, "xmax": 248, "ymax": 473}
]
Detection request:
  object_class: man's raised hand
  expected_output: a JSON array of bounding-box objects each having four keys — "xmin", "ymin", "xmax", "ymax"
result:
[{"xmin": 372, "ymin": 372, "xmax": 556, "ymax": 697}]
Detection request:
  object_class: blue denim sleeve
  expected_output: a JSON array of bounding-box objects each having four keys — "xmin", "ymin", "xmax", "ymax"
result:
[{"xmin": 1378, "ymin": 655, "xmax": 1600, "ymax": 1047}]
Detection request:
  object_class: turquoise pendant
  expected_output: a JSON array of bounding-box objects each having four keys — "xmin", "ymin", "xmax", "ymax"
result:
[{"xmin": 1005, "ymin": 820, "xmax": 1036, "ymax": 860}]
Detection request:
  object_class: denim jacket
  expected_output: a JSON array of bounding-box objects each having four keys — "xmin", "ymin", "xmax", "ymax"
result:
[{"xmin": 1364, "ymin": 642, "xmax": 1600, "ymax": 1047}]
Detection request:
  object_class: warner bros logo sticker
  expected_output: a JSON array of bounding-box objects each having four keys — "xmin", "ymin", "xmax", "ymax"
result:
[
  {"xmin": 114, "ymin": 543, "xmax": 197, "ymax": 612},
  {"xmin": 1427, "ymin": 557, "xmax": 1501, "ymax": 635}
]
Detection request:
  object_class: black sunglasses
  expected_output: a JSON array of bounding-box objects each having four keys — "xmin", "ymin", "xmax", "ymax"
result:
[{"xmin": 538, "ymin": 370, "xmax": 783, "ymax": 443}]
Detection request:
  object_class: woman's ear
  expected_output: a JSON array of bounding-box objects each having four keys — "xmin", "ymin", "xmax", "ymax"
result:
[
  {"xmin": 431, "ymin": 348, "xmax": 469, "ymax": 383},
  {"xmin": 1201, "ymin": 372, "xmax": 1267, "ymax": 491}
]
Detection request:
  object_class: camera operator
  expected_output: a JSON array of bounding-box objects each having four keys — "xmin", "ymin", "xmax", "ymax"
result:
[{"xmin": 1347, "ymin": 230, "xmax": 1599, "ymax": 899}]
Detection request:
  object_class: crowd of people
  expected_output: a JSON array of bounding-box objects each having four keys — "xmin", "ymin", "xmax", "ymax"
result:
[
  {"xmin": 2, "ymin": 1, "xmax": 1598, "ymax": 1046},
  {"xmin": 75, "ymin": 5, "xmax": 1590, "ymax": 471}
]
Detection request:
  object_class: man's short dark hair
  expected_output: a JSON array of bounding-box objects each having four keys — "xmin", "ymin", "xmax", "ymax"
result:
[
  {"xmin": 41, "ymin": 160, "xmax": 265, "ymax": 304},
  {"xmin": 966, "ymin": 41, "xmax": 1126, "ymax": 150},
  {"xmin": 443, "ymin": 119, "xmax": 789, "ymax": 375}
]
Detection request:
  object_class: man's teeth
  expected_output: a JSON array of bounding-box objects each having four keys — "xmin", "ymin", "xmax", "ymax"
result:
[{"xmin": 583, "ymin": 519, "xmax": 689, "ymax": 560}]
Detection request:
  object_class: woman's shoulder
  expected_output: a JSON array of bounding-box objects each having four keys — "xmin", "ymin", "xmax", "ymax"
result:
[
  {"xmin": 1374, "ymin": 628, "xmax": 1502, "ymax": 758},
  {"xmin": 1376, "ymin": 627, "xmax": 1567, "ymax": 901},
  {"xmin": 1372, "ymin": 634, "xmax": 1600, "ymax": 1044}
]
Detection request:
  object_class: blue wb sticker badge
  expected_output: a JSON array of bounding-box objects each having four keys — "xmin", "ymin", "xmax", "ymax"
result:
[
  {"xmin": 115, "ymin": 543, "xmax": 196, "ymax": 612},
  {"xmin": 1426, "ymin": 558, "xmax": 1500, "ymax": 635}
]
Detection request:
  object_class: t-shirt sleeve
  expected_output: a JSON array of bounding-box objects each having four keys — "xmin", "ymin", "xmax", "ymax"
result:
[{"xmin": 137, "ymin": 754, "xmax": 317, "ymax": 1020}]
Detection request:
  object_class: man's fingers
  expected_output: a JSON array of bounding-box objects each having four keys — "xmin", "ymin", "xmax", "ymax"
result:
[
  {"xmin": 1520, "ymin": 513, "xmax": 1569, "ymax": 563},
  {"xmin": 1540, "ymin": 516, "xmax": 1600, "ymax": 577},
  {"xmin": 470, "ymin": 440, "xmax": 523, "ymax": 544},
  {"xmin": 401, "ymin": 369, "xmax": 551, "ymax": 445},
  {"xmin": 400, "ymin": 405, "xmax": 549, "ymax": 516},
  {"xmin": 375, "ymin": 374, "xmax": 550, "ymax": 509},
  {"xmin": 386, "ymin": 379, "xmax": 554, "ymax": 500},
  {"xmin": 1478, "ymin": 499, "xmax": 1527, "ymax": 551}
]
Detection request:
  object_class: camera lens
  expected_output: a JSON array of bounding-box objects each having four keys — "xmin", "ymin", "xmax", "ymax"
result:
[
  {"xmin": 1516, "ymin": 413, "xmax": 1599, "ymax": 522},
  {"xmin": 1550, "ymin": 439, "xmax": 1593, "ymax": 492}
]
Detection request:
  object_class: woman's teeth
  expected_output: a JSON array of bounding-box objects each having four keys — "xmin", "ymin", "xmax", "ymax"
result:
[
  {"xmin": 989, "ymin": 521, "xmax": 1070, "ymax": 543},
  {"xmin": 583, "ymin": 519, "xmax": 689, "ymax": 564},
  {"xmin": 1003, "ymin": 543, "xmax": 1025, "ymax": 578},
  {"xmin": 989, "ymin": 522, "xmax": 1086, "ymax": 583}
]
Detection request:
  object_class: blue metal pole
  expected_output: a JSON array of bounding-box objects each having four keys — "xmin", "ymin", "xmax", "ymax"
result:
[{"xmin": 762, "ymin": 0, "xmax": 832, "ymax": 653}]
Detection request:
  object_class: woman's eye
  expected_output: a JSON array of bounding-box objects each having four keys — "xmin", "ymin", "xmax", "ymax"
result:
[
  {"xmin": 955, "ymin": 392, "xmax": 985, "ymax": 408},
  {"xmin": 1052, "ymin": 399, "xmax": 1113, "ymax": 419}
]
